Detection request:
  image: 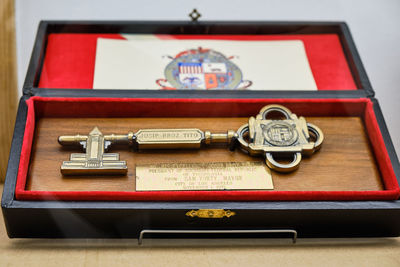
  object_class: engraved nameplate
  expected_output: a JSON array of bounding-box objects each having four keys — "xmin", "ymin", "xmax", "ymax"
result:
[
  {"xmin": 135, "ymin": 162, "xmax": 273, "ymax": 191},
  {"xmin": 135, "ymin": 129, "xmax": 204, "ymax": 149}
]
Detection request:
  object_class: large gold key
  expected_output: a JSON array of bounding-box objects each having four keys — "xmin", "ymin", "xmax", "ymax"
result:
[{"xmin": 58, "ymin": 105, "xmax": 323, "ymax": 175}]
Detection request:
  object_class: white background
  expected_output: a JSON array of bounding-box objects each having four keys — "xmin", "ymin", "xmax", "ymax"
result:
[{"xmin": 15, "ymin": 0, "xmax": 400, "ymax": 156}]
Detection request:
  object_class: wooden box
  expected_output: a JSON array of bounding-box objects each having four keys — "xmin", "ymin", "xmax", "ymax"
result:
[{"xmin": 2, "ymin": 21, "xmax": 400, "ymax": 241}]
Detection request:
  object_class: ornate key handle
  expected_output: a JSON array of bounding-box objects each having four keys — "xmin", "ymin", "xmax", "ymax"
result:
[
  {"xmin": 58, "ymin": 105, "xmax": 323, "ymax": 175},
  {"xmin": 236, "ymin": 105, "xmax": 324, "ymax": 172}
]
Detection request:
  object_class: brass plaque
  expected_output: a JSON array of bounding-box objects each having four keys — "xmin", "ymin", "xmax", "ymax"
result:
[{"xmin": 135, "ymin": 162, "xmax": 273, "ymax": 191}]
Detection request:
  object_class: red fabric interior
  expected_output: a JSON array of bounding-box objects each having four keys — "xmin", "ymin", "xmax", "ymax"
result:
[
  {"xmin": 15, "ymin": 97, "xmax": 399, "ymax": 201},
  {"xmin": 38, "ymin": 33, "xmax": 357, "ymax": 90},
  {"xmin": 39, "ymin": 34, "xmax": 125, "ymax": 89}
]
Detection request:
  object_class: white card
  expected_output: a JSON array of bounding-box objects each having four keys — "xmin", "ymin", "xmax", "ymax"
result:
[{"xmin": 93, "ymin": 37, "xmax": 317, "ymax": 90}]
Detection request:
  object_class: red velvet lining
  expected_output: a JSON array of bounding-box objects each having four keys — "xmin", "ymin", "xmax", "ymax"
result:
[
  {"xmin": 15, "ymin": 97, "xmax": 399, "ymax": 201},
  {"xmin": 38, "ymin": 34, "xmax": 126, "ymax": 89},
  {"xmin": 38, "ymin": 33, "xmax": 357, "ymax": 90}
]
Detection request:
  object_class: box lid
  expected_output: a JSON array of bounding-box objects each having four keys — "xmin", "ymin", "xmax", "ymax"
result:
[{"xmin": 23, "ymin": 20, "xmax": 374, "ymax": 99}]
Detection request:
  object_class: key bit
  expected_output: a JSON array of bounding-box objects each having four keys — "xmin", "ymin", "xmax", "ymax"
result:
[{"xmin": 58, "ymin": 127, "xmax": 128, "ymax": 175}]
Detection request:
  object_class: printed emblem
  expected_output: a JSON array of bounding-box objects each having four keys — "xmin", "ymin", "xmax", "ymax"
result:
[
  {"xmin": 263, "ymin": 122, "xmax": 298, "ymax": 146},
  {"xmin": 156, "ymin": 47, "xmax": 252, "ymax": 90}
]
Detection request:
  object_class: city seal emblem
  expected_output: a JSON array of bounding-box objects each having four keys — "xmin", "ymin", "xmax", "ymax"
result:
[
  {"xmin": 263, "ymin": 121, "xmax": 298, "ymax": 147},
  {"xmin": 156, "ymin": 47, "xmax": 252, "ymax": 90}
]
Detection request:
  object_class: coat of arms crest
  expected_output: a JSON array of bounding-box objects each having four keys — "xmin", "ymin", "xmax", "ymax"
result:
[{"xmin": 156, "ymin": 47, "xmax": 252, "ymax": 90}]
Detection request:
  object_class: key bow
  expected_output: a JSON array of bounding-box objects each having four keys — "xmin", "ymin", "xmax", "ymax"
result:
[{"xmin": 236, "ymin": 105, "xmax": 324, "ymax": 172}]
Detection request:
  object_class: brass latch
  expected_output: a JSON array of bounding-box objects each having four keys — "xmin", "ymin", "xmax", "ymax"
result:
[{"xmin": 186, "ymin": 209, "xmax": 236, "ymax": 219}]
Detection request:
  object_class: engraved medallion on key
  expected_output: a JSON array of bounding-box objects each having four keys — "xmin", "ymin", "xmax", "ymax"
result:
[{"xmin": 263, "ymin": 121, "xmax": 298, "ymax": 146}]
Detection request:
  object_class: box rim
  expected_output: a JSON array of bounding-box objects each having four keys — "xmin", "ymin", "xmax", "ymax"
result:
[{"xmin": 2, "ymin": 96, "xmax": 399, "ymax": 209}]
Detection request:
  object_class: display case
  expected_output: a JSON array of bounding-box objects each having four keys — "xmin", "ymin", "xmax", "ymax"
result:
[{"xmin": 2, "ymin": 21, "xmax": 400, "ymax": 241}]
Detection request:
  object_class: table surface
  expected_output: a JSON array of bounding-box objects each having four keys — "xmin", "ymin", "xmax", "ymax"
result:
[{"xmin": 1, "ymin": 187, "xmax": 400, "ymax": 266}]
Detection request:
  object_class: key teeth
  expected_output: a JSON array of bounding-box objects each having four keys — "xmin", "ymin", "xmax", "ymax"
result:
[{"xmin": 59, "ymin": 127, "xmax": 130, "ymax": 176}]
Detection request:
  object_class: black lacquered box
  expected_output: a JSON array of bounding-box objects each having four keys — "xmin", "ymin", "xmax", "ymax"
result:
[{"xmin": 2, "ymin": 20, "xmax": 400, "ymax": 241}]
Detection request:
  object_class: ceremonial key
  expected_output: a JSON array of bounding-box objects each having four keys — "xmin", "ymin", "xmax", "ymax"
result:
[{"xmin": 58, "ymin": 105, "xmax": 323, "ymax": 175}]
